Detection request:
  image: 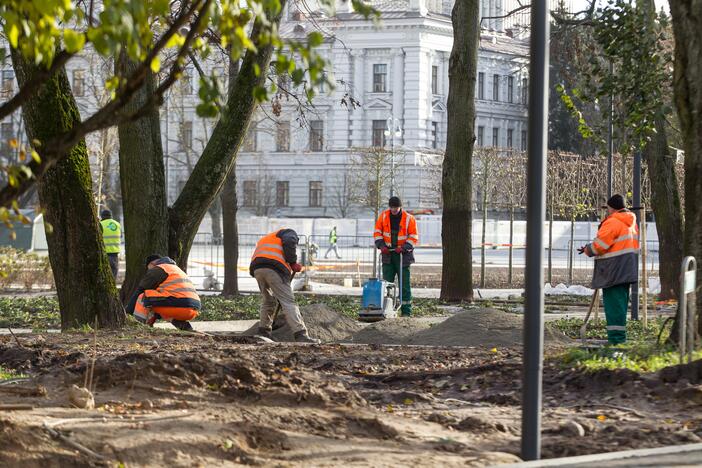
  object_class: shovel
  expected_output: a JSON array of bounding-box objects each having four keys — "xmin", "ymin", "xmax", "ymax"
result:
[{"xmin": 580, "ymin": 288, "xmax": 600, "ymax": 343}]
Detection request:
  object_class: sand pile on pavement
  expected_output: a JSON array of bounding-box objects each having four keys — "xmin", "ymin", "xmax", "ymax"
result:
[
  {"xmin": 348, "ymin": 318, "xmax": 432, "ymax": 345},
  {"xmin": 243, "ymin": 304, "xmax": 363, "ymax": 342},
  {"xmin": 403, "ymin": 308, "xmax": 570, "ymax": 347}
]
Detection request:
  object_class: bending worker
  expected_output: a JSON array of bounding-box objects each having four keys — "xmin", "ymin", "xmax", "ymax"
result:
[
  {"xmin": 126, "ymin": 255, "xmax": 200, "ymax": 331},
  {"xmin": 100, "ymin": 209, "xmax": 121, "ymax": 279},
  {"xmin": 250, "ymin": 229, "xmax": 318, "ymax": 343},
  {"xmin": 579, "ymin": 194, "xmax": 639, "ymax": 344},
  {"xmin": 374, "ymin": 196, "xmax": 419, "ymax": 317}
]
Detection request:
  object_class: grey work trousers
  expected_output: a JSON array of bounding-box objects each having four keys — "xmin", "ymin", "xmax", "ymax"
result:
[{"xmin": 253, "ymin": 268, "xmax": 307, "ymax": 334}]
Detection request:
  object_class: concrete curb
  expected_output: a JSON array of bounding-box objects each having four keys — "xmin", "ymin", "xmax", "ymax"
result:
[{"xmin": 496, "ymin": 442, "xmax": 702, "ymax": 467}]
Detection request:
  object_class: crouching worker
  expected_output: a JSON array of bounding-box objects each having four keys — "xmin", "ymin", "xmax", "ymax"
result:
[
  {"xmin": 250, "ymin": 229, "xmax": 318, "ymax": 343},
  {"xmin": 126, "ymin": 254, "xmax": 200, "ymax": 331}
]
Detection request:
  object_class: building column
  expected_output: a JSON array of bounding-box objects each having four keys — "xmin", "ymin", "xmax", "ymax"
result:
[
  {"xmin": 392, "ymin": 48, "xmax": 405, "ymax": 145},
  {"xmin": 350, "ymin": 48, "xmax": 366, "ymax": 147}
]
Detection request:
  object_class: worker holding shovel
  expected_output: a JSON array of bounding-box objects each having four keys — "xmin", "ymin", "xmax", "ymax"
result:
[
  {"xmin": 374, "ymin": 197, "xmax": 419, "ymax": 317},
  {"xmin": 250, "ymin": 229, "xmax": 319, "ymax": 343},
  {"xmin": 578, "ymin": 194, "xmax": 640, "ymax": 345}
]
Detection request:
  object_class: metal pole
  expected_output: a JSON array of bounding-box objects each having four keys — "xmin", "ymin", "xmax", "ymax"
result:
[
  {"xmin": 509, "ymin": 206, "xmax": 514, "ymax": 285},
  {"xmin": 522, "ymin": 0, "xmax": 549, "ymax": 460},
  {"xmin": 631, "ymin": 151, "xmax": 641, "ymax": 320},
  {"xmin": 607, "ymin": 61, "xmax": 614, "ymax": 199},
  {"xmin": 641, "ymin": 204, "xmax": 648, "ymax": 328}
]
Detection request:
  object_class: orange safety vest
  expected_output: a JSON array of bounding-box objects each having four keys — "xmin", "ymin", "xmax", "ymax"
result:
[
  {"xmin": 373, "ymin": 209, "xmax": 419, "ymax": 248},
  {"xmin": 251, "ymin": 230, "xmax": 293, "ymax": 273},
  {"xmin": 134, "ymin": 263, "xmax": 200, "ymax": 322},
  {"xmin": 588, "ymin": 210, "xmax": 640, "ymax": 258}
]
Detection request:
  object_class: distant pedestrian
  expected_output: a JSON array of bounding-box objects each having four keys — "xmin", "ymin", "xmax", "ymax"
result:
[
  {"xmin": 578, "ymin": 194, "xmax": 639, "ymax": 345},
  {"xmin": 324, "ymin": 226, "xmax": 341, "ymax": 259},
  {"xmin": 100, "ymin": 209, "xmax": 121, "ymax": 280}
]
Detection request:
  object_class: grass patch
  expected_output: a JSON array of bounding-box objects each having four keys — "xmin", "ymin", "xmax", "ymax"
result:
[
  {"xmin": 560, "ymin": 343, "xmax": 702, "ymax": 373},
  {"xmin": 0, "ymin": 294, "xmax": 455, "ymax": 328},
  {"xmin": 0, "ymin": 365, "xmax": 25, "ymax": 380},
  {"xmin": 550, "ymin": 316, "xmax": 671, "ymax": 343}
]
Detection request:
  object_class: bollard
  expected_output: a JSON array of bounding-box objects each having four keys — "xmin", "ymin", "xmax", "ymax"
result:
[{"xmin": 679, "ymin": 256, "xmax": 697, "ymax": 364}]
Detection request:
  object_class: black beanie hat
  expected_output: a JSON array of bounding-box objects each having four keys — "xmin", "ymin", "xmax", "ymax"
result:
[
  {"xmin": 388, "ymin": 196, "xmax": 402, "ymax": 208},
  {"xmin": 606, "ymin": 194, "xmax": 625, "ymax": 210},
  {"xmin": 145, "ymin": 254, "xmax": 162, "ymax": 266}
]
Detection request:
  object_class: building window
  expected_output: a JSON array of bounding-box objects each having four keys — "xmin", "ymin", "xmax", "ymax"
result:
[
  {"xmin": 1, "ymin": 122, "xmax": 13, "ymax": 158},
  {"xmin": 372, "ymin": 120, "xmax": 386, "ymax": 147},
  {"xmin": 276, "ymin": 121, "xmax": 290, "ymax": 152},
  {"xmin": 1, "ymin": 70, "xmax": 14, "ymax": 94},
  {"xmin": 276, "ymin": 181, "xmax": 289, "ymax": 207},
  {"xmin": 72, "ymin": 69, "xmax": 85, "ymax": 97},
  {"xmin": 431, "ymin": 121, "xmax": 438, "ymax": 149},
  {"xmin": 478, "ymin": 72, "xmax": 485, "ymax": 100},
  {"xmin": 522, "ymin": 78, "xmax": 528, "ymax": 104},
  {"xmin": 431, "ymin": 65, "xmax": 439, "ymax": 94},
  {"xmin": 477, "ymin": 126, "xmax": 484, "ymax": 146},
  {"xmin": 243, "ymin": 181, "xmax": 257, "ymax": 207},
  {"xmin": 507, "ymin": 129, "xmax": 514, "ymax": 148},
  {"xmin": 492, "ymin": 127, "xmax": 499, "ymax": 147},
  {"xmin": 309, "ymin": 120, "xmax": 324, "ymax": 151},
  {"xmin": 507, "ymin": 76, "xmax": 514, "ymax": 103},
  {"xmin": 521, "ymin": 130, "xmax": 527, "ymax": 151},
  {"xmin": 492, "ymin": 74, "xmax": 500, "ymax": 101},
  {"xmin": 309, "ymin": 181, "xmax": 323, "ymax": 207},
  {"xmin": 243, "ymin": 126, "xmax": 257, "ymax": 152},
  {"xmin": 318, "ymin": 72, "xmax": 327, "ymax": 93},
  {"xmin": 180, "ymin": 121, "xmax": 193, "ymax": 151},
  {"xmin": 182, "ymin": 68, "xmax": 193, "ymax": 95},
  {"xmin": 373, "ymin": 64, "xmax": 387, "ymax": 92}
]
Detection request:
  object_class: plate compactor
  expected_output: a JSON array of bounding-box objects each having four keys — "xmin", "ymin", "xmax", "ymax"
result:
[{"xmin": 359, "ymin": 252, "xmax": 402, "ymax": 322}]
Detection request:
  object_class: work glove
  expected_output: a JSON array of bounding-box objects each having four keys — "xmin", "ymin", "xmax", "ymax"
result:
[
  {"xmin": 290, "ymin": 263, "xmax": 303, "ymax": 272},
  {"xmin": 380, "ymin": 246, "xmax": 390, "ymax": 255},
  {"xmin": 394, "ymin": 246, "xmax": 403, "ymax": 254}
]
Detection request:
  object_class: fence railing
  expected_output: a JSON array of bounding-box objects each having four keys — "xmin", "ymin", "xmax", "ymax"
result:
[{"xmin": 186, "ymin": 230, "xmax": 660, "ymax": 290}]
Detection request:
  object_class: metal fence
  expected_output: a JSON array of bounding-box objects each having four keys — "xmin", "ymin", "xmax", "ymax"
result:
[{"xmin": 186, "ymin": 228, "xmax": 660, "ymax": 290}]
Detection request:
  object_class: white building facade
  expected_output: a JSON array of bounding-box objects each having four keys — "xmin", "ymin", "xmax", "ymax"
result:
[{"xmin": 0, "ymin": 0, "xmax": 530, "ymax": 220}]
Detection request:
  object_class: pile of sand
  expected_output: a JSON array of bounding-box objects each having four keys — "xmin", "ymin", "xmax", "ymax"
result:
[
  {"xmin": 348, "ymin": 318, "xmax": 432, "ymax": 345},
  {"xmin": 243, "ymin": 304, "xmax": 363, "ymax": 342},
  {"xmin": 403, "ymin": 308, "xmax": 570, "ymax": 347}
]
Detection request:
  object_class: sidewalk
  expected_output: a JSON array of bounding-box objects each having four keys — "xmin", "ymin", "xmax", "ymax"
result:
[{"xmin": 497, "ymin": 442, "xmax": 702, "ymax": 467}]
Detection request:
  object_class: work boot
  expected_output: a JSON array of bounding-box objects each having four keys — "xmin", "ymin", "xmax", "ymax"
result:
[
  {"xmin": 172, "ymin": 320, "xmax": 193, "ymax": 331},
  {"xmin": 293, "ymin": 330, "xmax": 320, "ymax": 344},
  {"xmin": 258, "ymin": 327, "xmax": 274, "ymax": 340}
]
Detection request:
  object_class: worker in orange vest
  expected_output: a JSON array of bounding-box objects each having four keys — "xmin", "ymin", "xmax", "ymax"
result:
[
  {"xmin": 579, "ymin": 194, "xmax": 640, "ymax": 344},
  {"xmin": 250, "ymin": 229, "xmax": 319, "ymax": 343},
  {"xmin": 374, "ymin": 196, "xmax": 419, "ymax": 316},
  {"xmin": 125, "ymin": 254, "xmax": 200, "ymax": 331}
]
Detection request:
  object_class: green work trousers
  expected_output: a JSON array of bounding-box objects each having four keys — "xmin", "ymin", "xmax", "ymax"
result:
[
  {"xmin": 382, "ymin": 252, "xmax": 412, "ymax": 316},
  {"xmin": 602, "ymin": 283, "xmax": 629, "ymax": 345}
]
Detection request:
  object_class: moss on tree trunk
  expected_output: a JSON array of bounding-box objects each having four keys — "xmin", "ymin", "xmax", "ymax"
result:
[
  {"xmin": 440, "ymin": 0, "xmax": 480, "ymax": 301},
  {"xmin": 12, "ymin": 51, "xmax": 124, "ymax": 330}
]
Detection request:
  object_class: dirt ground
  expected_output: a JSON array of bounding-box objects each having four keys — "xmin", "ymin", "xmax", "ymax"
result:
[{"xmin": 1, "ymin": 327, "xmax": 702, "ymax": 468}]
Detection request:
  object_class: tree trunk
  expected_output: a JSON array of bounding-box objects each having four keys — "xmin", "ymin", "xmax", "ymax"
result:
[
  {"xmin": 440, "ymin": 0, "xmax": 479, "ymax": 301},
  {"xmin": 221, "ymin": 170, "xmax": 239, "ymax": 295},
  {"xmin": 209, "ymin": 197, "xmax": 222, "ymax": 243},
  {"xmin": 168, "ymin": 5, "xmax": 285, "ymax": 268},
  {"xmin": 670, "ymin": 0, "xmax": 702, "ymax": 336},
  {"xmin": 644, "ymin": 113, "xmax": 683, "ymax": 300},
  {"xmin": 12, "ymin": 51, "xmax": 124, "ymax": 330},
  {"xmin": 116, "ymin": 56, "xmax": 169, "ymax": 302}
]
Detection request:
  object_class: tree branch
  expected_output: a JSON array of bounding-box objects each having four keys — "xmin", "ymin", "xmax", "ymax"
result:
[
  {"xmin": 0, "ymin": 50, "xmax": 75, "ymax": 122},
  {"xmin": 0, "ymin": 0, "xmax": 209, "ymax": 208}
]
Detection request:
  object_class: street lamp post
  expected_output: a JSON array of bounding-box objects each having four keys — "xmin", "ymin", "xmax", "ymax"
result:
[{"xmin": 385, "ymin": 116, "xmax": 402, "ymax": 198}]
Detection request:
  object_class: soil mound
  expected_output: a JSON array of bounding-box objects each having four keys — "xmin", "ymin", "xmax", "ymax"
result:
[
  {"xmin": 243, "ymin": 304, "xmax": 363, "ymax": 343},
  {"xmin": 403, "ymin": 308, "xmax": 571, "ymax": 347},
  {"xmin": 348, "ymin": 318, "xmax": 432, "ymax": 345}
]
